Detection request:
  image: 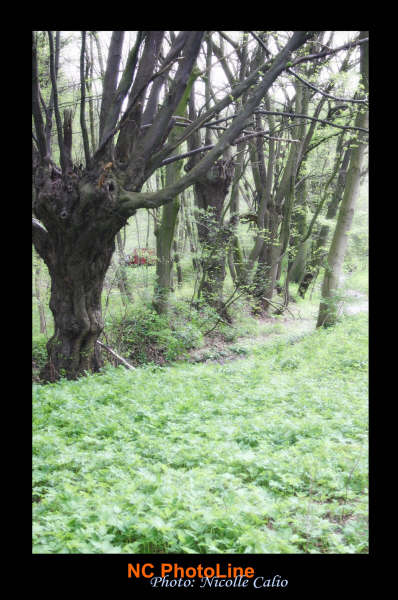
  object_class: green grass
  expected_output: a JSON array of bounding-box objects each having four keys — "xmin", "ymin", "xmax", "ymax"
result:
[{"xmin": 33, "ymin": 312, "xmax": 368, "ymax": 554}]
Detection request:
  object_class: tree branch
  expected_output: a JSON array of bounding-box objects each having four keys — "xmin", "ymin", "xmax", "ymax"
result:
[
  {"xmin": 32, "ymin": 33, "xmax": 48, "ymax": 162},
  {"xmin": 48, "ymin": 31, "xmax": 67, "ymax": 173},
  {"xmin": 80, "ymin": 31, "xmax": 91, "ymax": 168},
  {"xmin": 138, "ymin": 31, "xmax": 205, "ymax": 165},
  {"xmin": 32, "ymin": 218, "xmax": 51, "ymax": 262},
  {"xmin": 255, "ymin": 110, "xmax": 368, "ymax": 134},
  {"xmin": 146, "ymin": 32, "xmax": 314, "ymax": 173},
  {"xmin": 291, "ymin": 36, "xmax": 368, "ymax": 67},
  {"xmin": 287, "ymin": 67, "xmax": 368, "ymax": 104},
  {"xmin": 96, "ymin": 340, "xmax": 135, "ymax": 370},
  {"xmin": 118, "ymin": 31, "xmax": 310, "ymax": 213},
  {"xmin": 98, "ymin": 31, "xmax": 125, "ymax": 144}
]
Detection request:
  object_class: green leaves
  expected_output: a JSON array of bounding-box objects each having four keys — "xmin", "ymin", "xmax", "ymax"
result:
[{"xmin": 33, "ymin": 313, "xmax": 367, "ymax": 554}]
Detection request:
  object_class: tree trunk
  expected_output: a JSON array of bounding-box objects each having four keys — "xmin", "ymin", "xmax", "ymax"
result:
[
  {"xmin": 33, "ymin": 253, "xmax": 48, "ymax": 336},
  {"xmin": 153, "ymin": 69, "xmax": 199, "ymax": 314},
  {"xmin": 316, "ymin": 32, "xmax": 368, "ymax": 327},
  {"xmin": 33, "ymin": 164, "xmax": 123, "ymax": 381},
  {"xmin": 251, "ymin": 212, "xmax": 280, "ymax": 312},
  {"xmin": 116, "ymin": 230, "xmax": 133, "ymax": 307},
  {"xmin": 153, "ymin": 194, "xmax": 179, "ymax": 313},
  {"xmin": 298, "ymin": 143, "xmax": 351, "ymax": 298},
  {"xmin": 289, "ymin": 175, "xmax": 310, "ymax": 284},
  {"xmin": 42, "ymin": 250, "xmax": 112, "ymax": 381},
  {"xmin": 193, "ymin": 156, "xmax": 234, "ymax": 320}
]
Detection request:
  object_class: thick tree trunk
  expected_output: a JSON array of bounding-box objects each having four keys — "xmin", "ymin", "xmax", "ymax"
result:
[
  {"xmin": 42, "ymin": 250, "xmax": 112, "ymax": 381},
  {"xmin": 33, "ymin": 164, "xmax": 122, "ymax": 381},
  {"xmin": 316, "ymin": 127, "xmax": 367, "ymax": 327}
]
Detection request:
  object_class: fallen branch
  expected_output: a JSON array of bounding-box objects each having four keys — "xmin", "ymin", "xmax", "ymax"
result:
[{"xmin": 96, "ymin": 340, "xmax": 135, "ymax": 370}]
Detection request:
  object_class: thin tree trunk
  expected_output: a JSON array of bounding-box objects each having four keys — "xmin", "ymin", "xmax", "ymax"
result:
[
  {"xmin": 34, "ymin": 255, "xmax": 48, "ymax": 336},
  {"xmin": 116, "ymin": 230, "xmax": 133, "ymax": 306},
  {"xmin": 153, "ymin": 69, "xmax": 199, "ymax": 314},
  {"xmin": 317, "ymin": 33, "xmax": 368, "ymax": 327},
  {"xmin": 298, "ymin": 139, "xmax": 351, "ymax": 298}
]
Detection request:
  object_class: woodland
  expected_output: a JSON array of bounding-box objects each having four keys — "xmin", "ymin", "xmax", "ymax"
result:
[{"xmin": 32, "ymin": 30, "xmax": 369, "ymax": 555}]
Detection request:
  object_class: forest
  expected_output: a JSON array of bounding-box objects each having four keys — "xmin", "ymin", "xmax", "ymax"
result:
[{"xmin": 32, "ymin": 30, "xmax": 368, "ymax": 555}]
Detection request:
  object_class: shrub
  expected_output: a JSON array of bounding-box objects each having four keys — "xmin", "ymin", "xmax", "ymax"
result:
[
  {"xmin": 32, "ymin": 334, "xmax": 48, "ymax": 369},
  {"xmin": 105, "ymin": 304, "xmax": 203, "ymax": 365}
]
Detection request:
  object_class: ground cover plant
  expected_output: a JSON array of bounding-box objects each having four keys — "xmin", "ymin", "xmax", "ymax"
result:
[{"xmin": 33, "ymin": 312, "xmax": 368, "ymax": 554}]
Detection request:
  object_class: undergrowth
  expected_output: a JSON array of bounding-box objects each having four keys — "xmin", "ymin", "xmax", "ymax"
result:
[{"xmin": 33, "ymin": 312, "xmax": 368, "ymax": 554}]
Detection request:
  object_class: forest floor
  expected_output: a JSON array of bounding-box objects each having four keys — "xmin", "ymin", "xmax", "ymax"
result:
[
  {"xmin": 33, "ymin": 310, "xmax": 368, "ymax": 554},
  {"xmin": 187, "ymin": 282, "xmax": 368, "ymax": 366}
]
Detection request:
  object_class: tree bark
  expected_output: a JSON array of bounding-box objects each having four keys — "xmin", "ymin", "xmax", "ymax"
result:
[
  {"xmin": 298, "ymin": 142, "xmax": 351, "ymax": 297},
  {"xmin": 33, "ymin": 164, "xmax": 123, "ymax": 381},
  {"xmin": 32, "ymin": 30, "xmax": 311, "ymax": 380},
  {"xmin": 153, "ymin": 68, "xmax": 200, "ymax": 314},
  {"xmin": 316, "ymin": 32, "xmax": 368, "ymax": 327},
  {"xmin": 33, "ymin": 252, "xmax": 48, "ymax": 336},
  {"xmin": 192, "ymin": 153, "xmax": 234, "ymax": 320}
]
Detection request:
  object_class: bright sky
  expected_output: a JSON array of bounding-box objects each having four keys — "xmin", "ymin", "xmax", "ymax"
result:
[{"xmin": 54, "ymin": 30, "xmax": 361, "ymax": 138}]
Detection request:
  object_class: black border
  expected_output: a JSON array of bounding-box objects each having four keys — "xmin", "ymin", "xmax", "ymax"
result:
[{"xmin": 29, "ymin": 24, "xmax": 375, "ymax": 595}]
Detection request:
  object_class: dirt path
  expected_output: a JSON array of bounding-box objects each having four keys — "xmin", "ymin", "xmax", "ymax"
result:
[
  {"xmin": 187, "ymin": 283, "xmax": 368, "ymax": 365},
  {"xmin": 342, "ymin": 290, "xmax": 368, "ymax": 315},
  {"xmin": 340, "ymin": 273, "xmax": 368, "ymax": 316}
]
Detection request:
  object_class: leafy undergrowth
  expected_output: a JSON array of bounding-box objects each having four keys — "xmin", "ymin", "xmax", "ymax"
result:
[{"xmin": 33, "ymin": 312, "xmax": 368, "ymax": 554}]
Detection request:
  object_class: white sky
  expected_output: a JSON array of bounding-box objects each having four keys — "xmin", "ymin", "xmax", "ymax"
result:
[
  {"xmin": 52, "ymin": 30, "xmax": 361, "ymax": 145},
  {"xmin": 59, "ymin": 30, "xmax": 360, "ymax": 93}
]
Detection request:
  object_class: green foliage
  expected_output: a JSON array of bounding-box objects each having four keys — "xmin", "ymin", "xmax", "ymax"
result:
[
  {"xmin": 33, "ymin": 313, "xmax": 368, "ymax": 554},
  {"xmin": 32, "ymin": 334, "xmax": 48, "ymax": 370},
  {"xmin": 105, "ymin": 303, "xmax": 203, "ymax": 365}
]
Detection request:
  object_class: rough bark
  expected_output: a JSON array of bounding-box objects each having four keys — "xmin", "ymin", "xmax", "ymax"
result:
[
  {"xmin": 32, "ymin": 30, "xmax": 311, "ymax": 380},
  {"xmin": 192, "ymin": 153, "xmax": 235, "ymax": 320},
  {"xmin": 33, "ymin": 164, "xmax": 123, "ymax": 381}
]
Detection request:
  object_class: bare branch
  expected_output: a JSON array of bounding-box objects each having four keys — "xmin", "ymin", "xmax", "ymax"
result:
[
  {"xmin": 138, "ymin": 32, "xmax": 205, "ymax": 163},
  {"xmin": 63, "ymin": 109, "xmax": 73, "ymax": 170},
  {"xmin": 248, "ymin": 31, "xmax": 271, "ymax": 58},
  {"xmin": 80, "ymin": 31, "xmax": 91, "ymax": 168},
  {"xmin": 142, "ymin": 31, "xmax": 193, "ymax": 126},
  {"xmin": 32, "ymin": 218, "xmax": 52, "ymax": 263},
  {"xmin": 98, "ymin": 31, "xmax": 125, "ymax": 143},
  {"xmin": 147, "ymin": 32, "xmax": 313, "ymax": 172},
  {"xmin": 44, "ymin": 31, "xmax": 61, "ymax": 155},
  {"xmin": 291, "ymin": 36, "xmax": 368, "ymax": 67},
  {"xmin": 32, "ymin": 33, "xmax": 48, "ymax": 161},
  {"xmin": 48, "ymin": 31, "xmax": 67, "ymax": 172},
  {"xmin": 287, "ymin": 67, "xmax": 368, "ymax": 104},
  {"xmin": 255, "ymin": 110, "xmax": 368, "ymax": 134},
  {"xmin": 96, "ymin": 340, "xmax": 135, "ymax": 370},
  {"xmin": 118, "ymin": 31, "xmax": 311, "ymax": 213}
]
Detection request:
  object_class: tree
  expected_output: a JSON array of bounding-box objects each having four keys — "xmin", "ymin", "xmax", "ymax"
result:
[
  {"xmin": 316, "ymin": 32, "xmax": 368, "ymax": 328},
  {"xmin": 33, "ymin": 30, "xmax": 312, "ymax": 381}
]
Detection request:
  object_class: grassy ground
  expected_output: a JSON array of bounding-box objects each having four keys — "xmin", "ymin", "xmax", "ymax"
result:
[{"xmin": 33, "ymin": 311, "xmax": 368, "ymax": 554}]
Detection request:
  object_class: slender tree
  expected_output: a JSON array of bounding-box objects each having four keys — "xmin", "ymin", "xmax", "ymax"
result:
[{"xmin": 317, "ymin": 32, "xmax": 368, "ymax": 327}]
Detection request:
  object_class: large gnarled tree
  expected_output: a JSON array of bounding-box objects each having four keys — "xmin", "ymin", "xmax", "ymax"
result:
[{"xmin": 32, "ymin": 30, "xmax": 315, "ymax": 380}]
